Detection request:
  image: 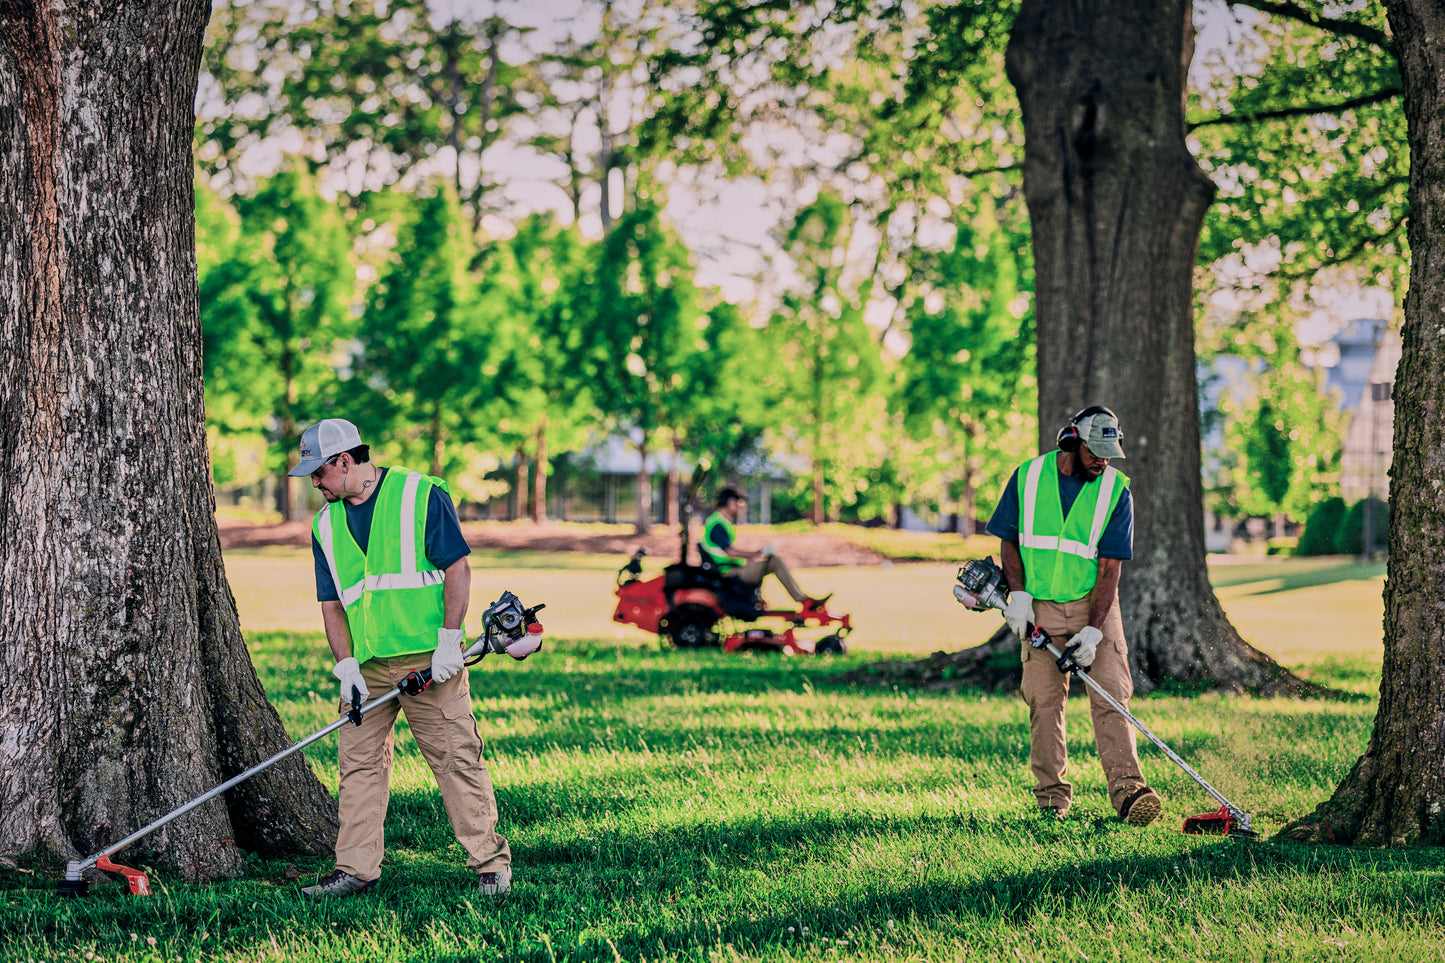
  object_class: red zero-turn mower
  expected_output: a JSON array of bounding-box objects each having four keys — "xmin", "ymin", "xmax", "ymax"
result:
[{"xmin": 613, "ymin": 548, "xmax": 852, "ymax": 655}]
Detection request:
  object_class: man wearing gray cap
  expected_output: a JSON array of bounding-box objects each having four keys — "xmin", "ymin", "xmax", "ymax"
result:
[
  {"xmin": 984, "ymin": 406, "xmax": 1162, "ymax": 827},
  {"xmin": 287, "ymin": 418, "xmax": 518, "ymax": 899}
]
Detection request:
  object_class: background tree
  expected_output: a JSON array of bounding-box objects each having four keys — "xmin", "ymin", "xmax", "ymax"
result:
[
  {"xmin": 665, "ymin": 300, "xmax": 768, "ymax": 532},
  {"xmin": 1282, "ymin": 0, "xmax": 1445, "ymax": 846},
  {"xmin": 201, "ymin": 0, "xmax": 531, "ymax": 222},
  {"xmin": 0, "ymin": 0, "xmax": 335, "ymax": 877},
  {"xmin": 582, "ymin": 200, "xmax": 707, "ymax": 532},
  {"xmin": 764, "ymin": 193, "xmax": 888, "ymax": 525},
  {"xmin": 898, "ymin": 202, "xmax": 1037, "ymax": 534},
  {"xmin": 196, "ymin": 182, "xmax": 275, "ymax": 491},
  {"xmin": 492, "ymin": 214, "xmax": 596, "ymax": 522},
  {"xmin": 234, "ymin": 167, "xmax": 355, "ymax": 520},
  {"xmin": 351, "ymin": 186, "xmax": 507, "ymax": 490},
  {"xmin": 1220, "ymin": 354, "xmax": 1343, "ymax": 537}
]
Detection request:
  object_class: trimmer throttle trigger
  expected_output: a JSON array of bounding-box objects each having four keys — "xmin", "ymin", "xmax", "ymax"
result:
[
  {"xmin": 348, "ymin": 686, "xmax": 363, "ymax": 726},
  {"xmin": 399, "ymin": 670, "xmax": 433, "ymax": 696}
]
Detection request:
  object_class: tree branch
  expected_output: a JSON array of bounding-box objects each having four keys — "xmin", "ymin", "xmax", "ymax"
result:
[
  {"xmin": 1225, "ymin": 0, "xmax": 1393, "ymax": 53},
  {"xmin": 1189, "ymin": 85, "xmax": 1403, "ymax": 129},
  {"xmin": 1276, "ymin": 203, "xmax": 1409, "ymax": 281}
]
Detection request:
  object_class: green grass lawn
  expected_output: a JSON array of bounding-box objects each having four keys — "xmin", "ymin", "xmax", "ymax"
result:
[{"xmin": 4, "ymin": 631, "xmax": 1441, "ymax": 962}]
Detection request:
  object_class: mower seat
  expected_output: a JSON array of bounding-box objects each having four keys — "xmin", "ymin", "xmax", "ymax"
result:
[{"xmin": 717, "ymin": 579, "xmax": 764, "ymax": 618}]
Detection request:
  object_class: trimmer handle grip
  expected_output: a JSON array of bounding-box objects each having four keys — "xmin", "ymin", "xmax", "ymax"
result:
[{"xmin": 347, "ymin": 686, "xmax": 363, "ymax": 726}]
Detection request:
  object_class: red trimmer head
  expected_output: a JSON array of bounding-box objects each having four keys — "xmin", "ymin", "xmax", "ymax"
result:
[{"xmin": 1183, "ymin": 805, "xmax": 1259, "ymax": 839}]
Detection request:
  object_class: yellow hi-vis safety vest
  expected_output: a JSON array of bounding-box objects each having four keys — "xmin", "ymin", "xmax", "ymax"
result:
[
  {"xmin": 1018, "ymin": 451, "xmax": 1129, "ymax": 603},
  {"xmin": 699, "ymin": 511, "xmax": 742, "ymax": 571},
  {"xmin": 312, "ymin": 467, "xmax": 448, "ymax": 664}
]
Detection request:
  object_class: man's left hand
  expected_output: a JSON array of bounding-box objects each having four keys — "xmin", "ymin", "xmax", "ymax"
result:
[
  {"xmin": 432, "ymin": 627, "xmax": 466, "ymax": 682},
  {"xmin": 1068, "ymin": 626, "xmax": 1103, "ymax": 668}
]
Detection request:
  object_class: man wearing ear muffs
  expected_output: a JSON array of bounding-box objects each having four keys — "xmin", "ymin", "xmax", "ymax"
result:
[{"xmin": 984, "ymin": 406, "xmax": 1162, "ymax": 826}]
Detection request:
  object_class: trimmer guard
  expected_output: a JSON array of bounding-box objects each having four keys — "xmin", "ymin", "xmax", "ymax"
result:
[
  {"xmin": 96, "ymin": 855, "xmax": 152, "ymax": 894},
  {"xmin": 1182, "ymin": 805, "xmax": 1258, "ymax": 839}
]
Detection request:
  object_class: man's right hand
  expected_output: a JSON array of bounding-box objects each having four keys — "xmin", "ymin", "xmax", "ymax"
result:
[
  {"xmin": 333, "ymin": 657, "xmax": 370, "ymax": 705},
  {"xmin": 1003, "ymin": 591, "xmax": 1034, "ymax": 639}
]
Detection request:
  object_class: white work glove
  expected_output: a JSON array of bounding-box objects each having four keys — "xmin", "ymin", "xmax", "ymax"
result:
[
  {"xmin": 333, "ymin": 657, "xmax": 370, "ymax": 705},
  {"xmin": 1069, "ymin": 625, "xmax": 1103, "ymax": 669},
  {"xmin": 1002, "ymin": 591, "xmax": 1034, "ymax": 640},
  {"xmin": 760, "ymin": 544, "xmax": 777, "ymax": 557},
  {"xmin": 431, "ymin": 627, "xmax": 467, "ymax": 683}
]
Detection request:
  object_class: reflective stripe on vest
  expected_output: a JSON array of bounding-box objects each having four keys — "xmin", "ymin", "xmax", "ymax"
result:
[
  {"xmin": 1017, "ymin": 451, "xmax": 1128, "ymax": 602},
  {"xmin": 312, "ymin": 467, "xmax": 449, "ymax": 663}
]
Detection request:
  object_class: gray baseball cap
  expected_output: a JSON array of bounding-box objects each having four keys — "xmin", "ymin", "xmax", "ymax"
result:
[
  {"xmin": 1081, "ymin": 411, "xmax": 1125, "ymax": 459},
  {"xmin": 288, "ymin": 418, "xmax": 363, "ymax": 476}
]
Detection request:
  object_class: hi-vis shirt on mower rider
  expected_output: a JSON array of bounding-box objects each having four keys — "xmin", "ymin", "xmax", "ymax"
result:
[
  {"xmin": 987, "ymin": 451, "xmax": 1132, "ymax": 603},
  {"xmin": 311, "ymin": 467, "xmax": 470, "ymax": 664},
  {"xmin": 699, "ymin": 510, "xmax": 744, "ymax": 571}
]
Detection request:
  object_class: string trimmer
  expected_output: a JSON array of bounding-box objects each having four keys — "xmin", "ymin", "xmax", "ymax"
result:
[
  {"xmin": 57, "ymin": 591, "xmax": 545, "ymax": 897},
  {"xmin": 953, "ymin": 558, "xmax": 1256, "ymax": 839}
]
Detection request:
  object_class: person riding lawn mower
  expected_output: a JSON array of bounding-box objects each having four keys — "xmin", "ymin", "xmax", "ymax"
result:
[
  {"xmin": 613, "ymin": 486, "xmax": 851, "ymax": 654},
  {"xmin": 699, "ymin": 487, "xmax": 833, "ymax": 614}
]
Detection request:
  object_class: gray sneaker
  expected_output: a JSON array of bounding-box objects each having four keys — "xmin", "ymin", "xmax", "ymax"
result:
[
  {"xmin": 300, "ymin": 869, "xmax": 377, "ymax": 899},
  {"xmin": 477, "ymin": 866, "xmax": 512, "ymax": 896}
]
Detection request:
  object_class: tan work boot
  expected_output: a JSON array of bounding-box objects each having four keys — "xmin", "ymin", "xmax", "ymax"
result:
[
  {"xmin": 478, "ymin": 866, "xmax": 512, "ymax": 896},
  {"xmin": 300, "ymin": 869, "xmax": 377, "ymax": 899},
  {"xmin": 1120, "ymin": 787, "xmax": 1164, "ymax": 827}
]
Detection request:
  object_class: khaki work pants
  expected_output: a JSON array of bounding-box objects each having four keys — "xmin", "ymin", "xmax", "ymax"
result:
[
  {"xmin": 334, "ymin": 651, "xmax": 511, "ymax": 882},
  {"xmin": 1020, "ymin": 598, "xmax": 1146, "ymax": 815},
  {"xmin": 730, "ymin": 555, "xmax": 807, "ymax": 603}
]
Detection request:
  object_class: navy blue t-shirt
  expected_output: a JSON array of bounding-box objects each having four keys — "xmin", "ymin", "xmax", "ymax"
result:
[
  {"xmin": 986, "ymin": 460, "xmax": 1133, "ymax": 560},
  {"xmin": 312, "ymin": 467, "xmax": 472, "ymax": 602}
]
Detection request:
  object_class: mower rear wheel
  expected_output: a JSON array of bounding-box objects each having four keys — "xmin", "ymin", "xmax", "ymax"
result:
[
  {"xmin": 663, "ymin": 604, "xmax": 719, "ymax": 649},
  {"xmin": 814, "ymin": 634, "xmax": 847, "ymax": 655}
]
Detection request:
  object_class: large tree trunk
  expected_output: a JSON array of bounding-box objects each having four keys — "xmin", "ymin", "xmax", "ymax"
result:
[
  {"xmin": 1282, "ymin": 0, "xmax": 1445, "ymax": 847},
  {"xmin": 0, "ymin": 0, "xmax": 336, "ymax": 879},
  {"xmin": 1004, "ymin": 0, "xmax": 1308, "ymax": 694}
]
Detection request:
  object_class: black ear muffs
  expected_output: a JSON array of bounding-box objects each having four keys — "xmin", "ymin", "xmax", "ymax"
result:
[{"xmin": 1056, "ymin": 405, "xmax": 1118, "ymax": 453}]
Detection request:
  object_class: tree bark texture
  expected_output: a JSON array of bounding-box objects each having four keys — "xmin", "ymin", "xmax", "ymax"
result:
[
  {"xmin": 1005, "ymin": 0, "xmax": 1308, "ymax": 695},
  {"xmin": 0, "ymin": 0, "xmax": 336, "ymax": 878},
  {"xmin": 1282, "ymin": 0, "xmax": 1445, "ymax": 846}
]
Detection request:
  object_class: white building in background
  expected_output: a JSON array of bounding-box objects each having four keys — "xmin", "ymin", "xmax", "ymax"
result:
[{"xmin": 1319, "ymin": 319, "xmax": 1399, "ymax": 503}]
